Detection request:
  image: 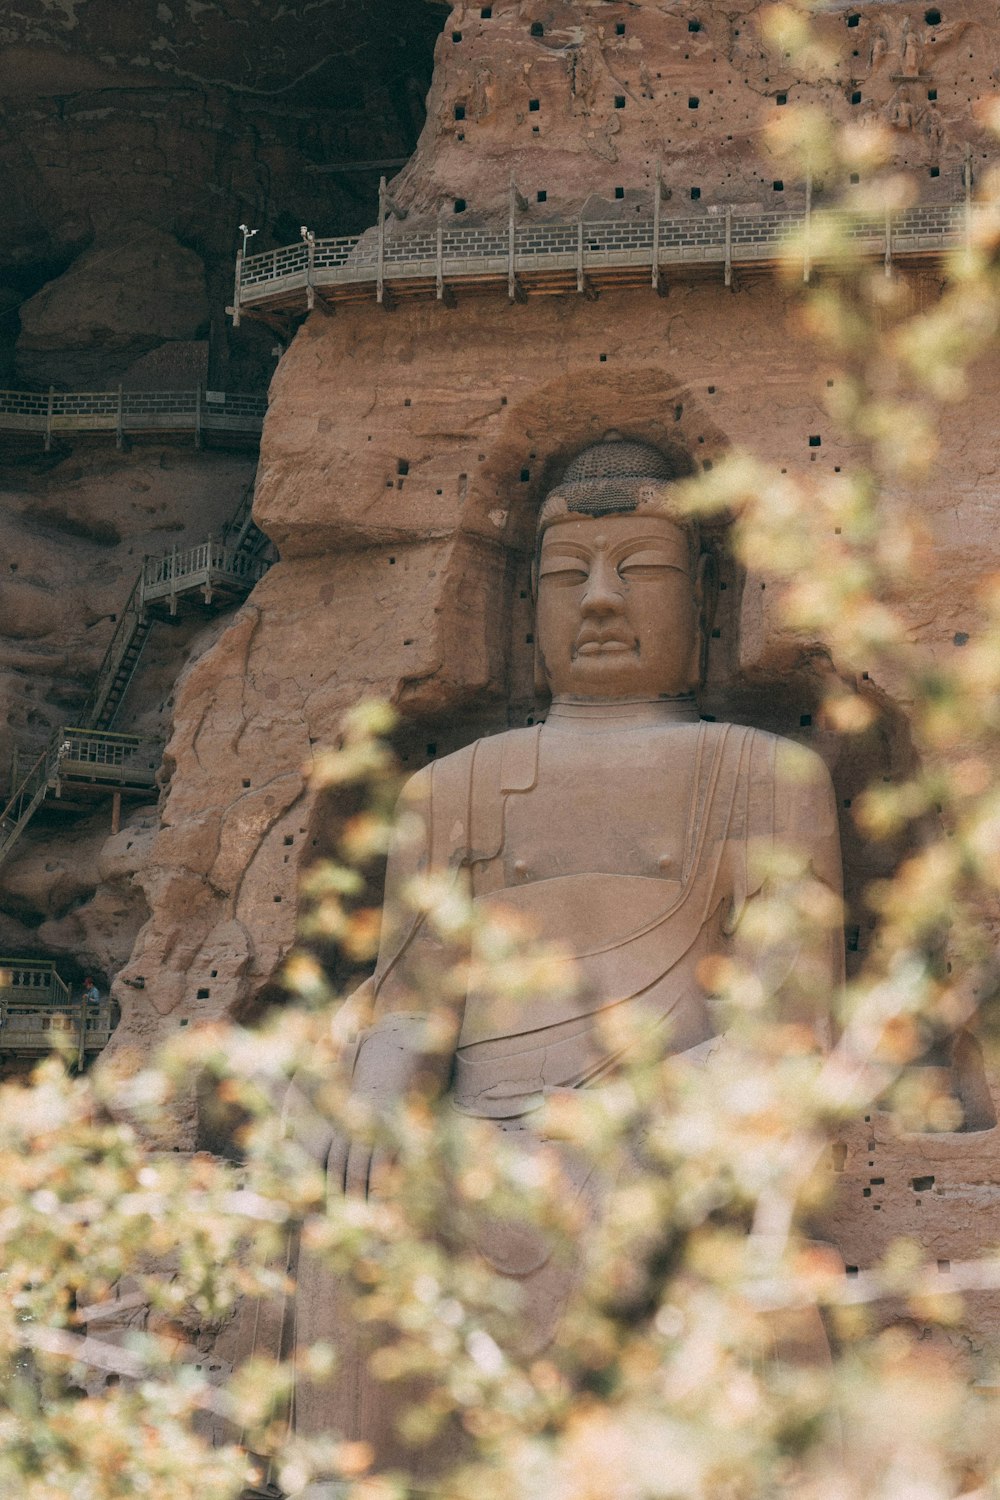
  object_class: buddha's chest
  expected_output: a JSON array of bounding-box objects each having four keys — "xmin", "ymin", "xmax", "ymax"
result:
[{"xmin": 493, "ymin": 728, "xmax": 700, "ymax": 884}]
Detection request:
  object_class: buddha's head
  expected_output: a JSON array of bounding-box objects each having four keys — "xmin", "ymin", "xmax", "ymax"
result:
[{"xmin": 533, "ymin": 434, "xmax": 716, "ymax": 702}]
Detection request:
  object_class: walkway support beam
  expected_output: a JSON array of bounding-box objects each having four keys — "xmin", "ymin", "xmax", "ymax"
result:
[
  {"xmin": 803, "ymin": 169, "xmax": 813, "ymax": 285},
  {"xmin": 652, "ymin": 160, "xmax": 663, "ymax": 292},
  {"xmin": 232, "ymin": 249, "xmax": 243, "ymax": 328},
  {"xmin": 377, "ymin": 176, "xmax": 387, "ymax": 305},
  {"xmin": 306, "ymin": 234, "xmax": 316, "ymax": 312}
]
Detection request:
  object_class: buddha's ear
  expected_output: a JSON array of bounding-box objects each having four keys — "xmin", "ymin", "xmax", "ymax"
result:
[{"xmin": 530, "ymin": 554, "xmax": 539, "ymax": 601}]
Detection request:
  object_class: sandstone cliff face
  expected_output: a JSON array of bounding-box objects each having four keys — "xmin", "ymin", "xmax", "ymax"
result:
[
  {"xmin": 387, "ymin": 0, "xmax": 988, "ymax": 226},
  {"xmin": 16, "ymin": 226, "xmax": 211, "ymax": 389}
]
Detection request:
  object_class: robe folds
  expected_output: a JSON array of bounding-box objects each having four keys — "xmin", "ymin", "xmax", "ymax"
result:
[{"xmin": 284, "ymin": 719, "xmax": 843, "ymax": 1474}]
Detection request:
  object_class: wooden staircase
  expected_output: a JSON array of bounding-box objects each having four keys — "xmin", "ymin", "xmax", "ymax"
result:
[
  {"xmin": 0, "ymin": 475, "xmax": 273, "ymax": 870},
  {"xmin": 81, "ymin": 573, "xmax": 154, "ymax": 732}
]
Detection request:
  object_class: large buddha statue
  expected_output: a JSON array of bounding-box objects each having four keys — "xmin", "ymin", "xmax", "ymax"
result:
[{"xmin": 287, "ymin": 434, "xmax": 844, "ymax": 1491}]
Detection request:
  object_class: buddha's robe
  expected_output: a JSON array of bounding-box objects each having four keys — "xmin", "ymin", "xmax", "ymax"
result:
[
  {"xmin": 366, "ymin": 719, "xmax": 842, "ymax": 1116},
  {"xmin": 287, "ymin": 717, "xmax": 843, "ymax": 1471}
]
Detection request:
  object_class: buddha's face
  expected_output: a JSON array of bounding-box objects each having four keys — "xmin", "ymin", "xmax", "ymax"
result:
[{"xmin": 535, "ymin": 511, "xmax": 710, "ymax": 700}]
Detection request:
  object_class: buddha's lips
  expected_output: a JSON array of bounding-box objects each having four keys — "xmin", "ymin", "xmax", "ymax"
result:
[{"xmin": 574, "ymin": 634, "xmax": 636, "ymax": 656}]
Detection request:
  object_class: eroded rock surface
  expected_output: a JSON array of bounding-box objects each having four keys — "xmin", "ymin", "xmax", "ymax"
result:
[
  {"xmin": 387, "ymin": 0, "xmax": 989, "ymax": 226},
  {"xmin": 16, "ymin": 226, "xmax": 210, "ymax": 389}
]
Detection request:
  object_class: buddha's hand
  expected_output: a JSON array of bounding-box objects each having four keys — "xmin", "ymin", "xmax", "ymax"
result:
[{"xmin": 327, "ymin": 1013, "xmax": 439, "ymax": 1201}]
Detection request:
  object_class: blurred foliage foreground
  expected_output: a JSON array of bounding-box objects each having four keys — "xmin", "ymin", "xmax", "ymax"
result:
[{"xmin": 8, "ymin": 35, "xmax": 1000, "ymax": 1500}]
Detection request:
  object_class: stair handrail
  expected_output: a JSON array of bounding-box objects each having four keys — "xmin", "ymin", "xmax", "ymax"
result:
[
  {"xmin": 0, "ymin": 959, "xmax": 74, "ymax": 1009},
  {"xmin": 78, "ymin": 570, "xmax": 146, "ymax": 730},
  {"xmin": 222, "ymin": 472, "xmax": 272, "ymax": 560},
  {"xmin": 0, "ymin": 735, "xmax": 64, "ymax": 864},
  {"xmin": 222, "ymin": 473, "xmax": 257, "ymax": 546}
]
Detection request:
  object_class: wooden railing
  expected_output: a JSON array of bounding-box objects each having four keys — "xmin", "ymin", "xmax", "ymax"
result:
[
  {"xmin": 230, "ymin": 170, "xmax": 978, "ymax": 322},
  {"xmin": 0, "ymin": 387, "xmax": 267, "ymax": 450},
  {"xmin": 56, "ymin": 727, "xmax": 159, "ymax": 784},
  {"xmin": 141, "ymin": 539, "xmax": 271, "ymax": 602},
  {"xmin": 0, "ymin": 959, "xmax": 112, "ymax": 1068},
  {"xmin": 0, "ymin": 729, "xmax": 157, "ymax": 865}
]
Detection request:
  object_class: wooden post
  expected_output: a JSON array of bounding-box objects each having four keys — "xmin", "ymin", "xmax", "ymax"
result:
[
  {"xmin": 232, "ymin": 248, "xmax": 243, "ymax": 328},
  {"xmin": 652, "ymin": 160, "xmax": 662, "ymax": 292},
  {"xmin": 194, "ymin": 384, "xmax": 202, "ymax": 450},
  {"xmin": 884, "ymin": 206, "xmax": 893, "ymax": 278},
  {"xmin": 115, "ymin": 384, "xmax": 124, "ymax": 450},
  {"xmin": 508, "ymin": 179, "xmax": 517, "ymax": 302},
  {"xmin": 576, "ymin": 217, "xmax": 584, "ymax": 294},
  {"xmin": 306, "ymin": 234, "xmax": 316, "ymax": 311},
  {"xmin": 77, "ymin": 987, "xmax": 86, "ymax": 1074},
  {"xmin": 377, "ymin": 175, "xmax": 387, "ymax": 305},
  {"xmin": 169, "ymin": 543, "xmax": 178, "ymax": 616},
  {"xmin": 44, "ymin": 386, "xmax": 54, "ymax": 453},
  {"xmin": 964, "ymin": 147, "xmax": 973, "ymax": 251},
  {"xmin": 724, "ymin": 206, "xmax": 733, "ymax": 289},
  {"xmin": 111, "ymin": 791, "xmax": 121, "ymax": 836},
  {"xmin": 803, "ymin": 168, "xmax": 812, "ymax": 285}
]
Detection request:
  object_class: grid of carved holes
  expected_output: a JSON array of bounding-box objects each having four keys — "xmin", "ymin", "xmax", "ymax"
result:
[{"xmin": 450, "ymin": 5, "xmax": 977, "ymax": 204}]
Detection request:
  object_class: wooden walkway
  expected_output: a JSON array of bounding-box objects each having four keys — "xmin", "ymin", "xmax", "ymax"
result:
[
  {"xmin": 0, "ymin": 387, "xmax": 266, "ymax": 451},
  {"xmin": 231, "ymin": 182, "xmax": 975, "ymax": 327},
  {"xmin": 0, "ymin": 960, "xmax": 114, "ymax": 1066}
]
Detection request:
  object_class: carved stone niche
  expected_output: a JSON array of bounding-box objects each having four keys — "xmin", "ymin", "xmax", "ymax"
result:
[{"xmin": 292, "ymin": 418, "xmax": 1000, "ymax": 1493}]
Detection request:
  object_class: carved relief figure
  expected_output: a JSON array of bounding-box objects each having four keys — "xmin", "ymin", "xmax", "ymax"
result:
[
  {"xmin": 287, "ymin": 435, "xmax": 844, "ymax": 1494},
  {"xmin": 888, "ymin": 85, "xmax": 917, "ymax": 131},
  {"xmin": 869, "ymin": 25, "xmax": 890, "ymax": 72},
  {"xmin": 900, "ymin": 18, "xmax": 923, "ymax": 78}
]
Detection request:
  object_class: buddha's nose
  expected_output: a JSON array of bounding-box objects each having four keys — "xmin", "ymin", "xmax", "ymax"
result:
[{"xmin": 580, "ymin": 558, "xmax": 623, "ymax": 615}]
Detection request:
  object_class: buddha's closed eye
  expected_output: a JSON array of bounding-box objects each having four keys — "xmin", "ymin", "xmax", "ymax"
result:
[
  {"xmin": 618, "ymin": 551, "xmax": 679, "ymax": 579},
  {"xmin": 539, "ymin": 558, "xmax": 590, "ymax": 584}
]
